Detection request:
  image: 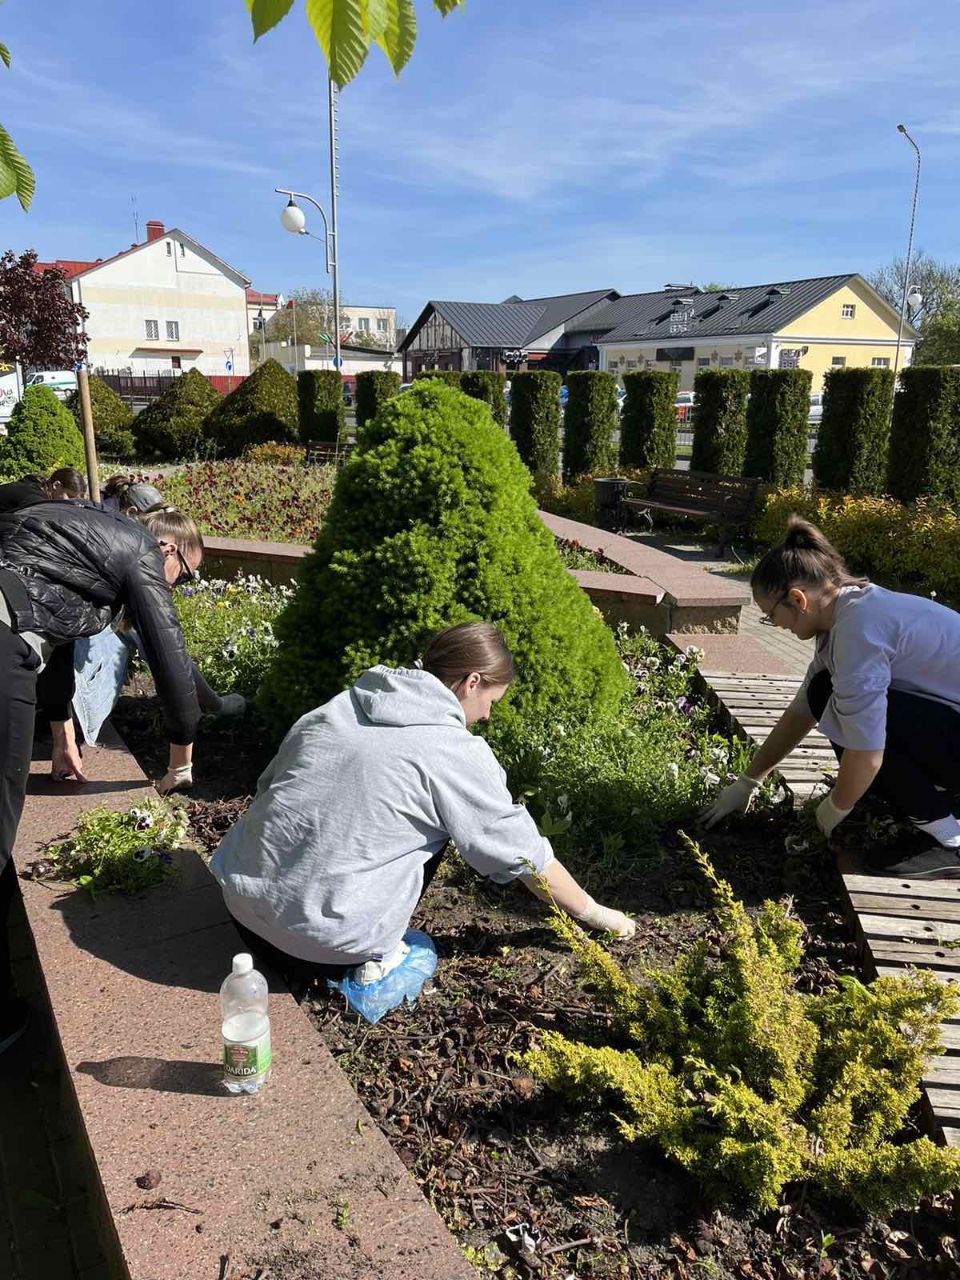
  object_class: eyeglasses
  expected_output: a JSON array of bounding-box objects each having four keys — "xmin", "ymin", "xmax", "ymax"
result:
[
  {"xmin": 758, "ymin": 590, "xmax": 790, "ymax": 626},
  {"xmin": 170, "ymin": 547, "xmax": 195, "ymax": 588}
]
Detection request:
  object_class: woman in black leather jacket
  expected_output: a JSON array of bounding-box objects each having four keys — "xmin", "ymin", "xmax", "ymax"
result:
[{"xmin": 0, "ymin": 497, "xmax": 203, "ymax": 1054}]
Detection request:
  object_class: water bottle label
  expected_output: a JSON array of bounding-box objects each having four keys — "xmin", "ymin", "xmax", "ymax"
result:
[{"xmin": 223, "ymin": 1028, "xmax": 271, "ymax": 1080}]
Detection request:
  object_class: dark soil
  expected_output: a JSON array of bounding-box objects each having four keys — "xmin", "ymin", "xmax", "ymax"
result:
[{"xmin": 111, "ymin": 682, "xmax": 960, "ymax": 1280}]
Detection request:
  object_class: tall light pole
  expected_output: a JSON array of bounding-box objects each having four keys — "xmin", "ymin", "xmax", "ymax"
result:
[
  {"xmin": 893, "ymin": 124, "xmax": 921, "ymax": 385},
  {"xmin": 256, "ymin": 308, "xmax": 266, "ymax": 364}
]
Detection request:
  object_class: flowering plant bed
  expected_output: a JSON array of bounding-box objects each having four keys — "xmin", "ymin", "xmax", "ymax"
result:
[
  {"xmin": 175, "ymin": 573, "xmax": 295, "ymax": 698},
  {"xmin": 161, "ymin": 460, "xmax": 336, "ymax": 543}
]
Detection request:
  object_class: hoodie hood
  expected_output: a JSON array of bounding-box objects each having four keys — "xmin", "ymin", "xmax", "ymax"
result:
[{"xmin": 351, "ymin": 664, "xmax": 466, "ymax": 729}]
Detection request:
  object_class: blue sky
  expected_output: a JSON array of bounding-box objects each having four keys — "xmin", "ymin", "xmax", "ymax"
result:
[{"xmin": 2, "ymin": 0, "xmax": 958, "ymax": 324}]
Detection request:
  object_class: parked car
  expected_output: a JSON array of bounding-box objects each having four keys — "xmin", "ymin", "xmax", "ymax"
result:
[
  {"xmin": 24, "ymin": 369, "xmax": 78, "ymax": 401},
  {"xmin": 559, "ymin": 384, "xmax": 569, "ymax": 409},
  {"xmin": 808, "ymin": 392, "xmax": 823, "ymax": 425},
  {"xmin": 674, "ymin": 391, "xmax": 696, "ymax": 422},
  {"xmin": 399, "ymin": 382, "xmax": 414, "ymax": 393}
]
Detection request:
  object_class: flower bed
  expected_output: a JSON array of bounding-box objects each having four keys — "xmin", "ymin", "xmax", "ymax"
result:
[
  {"xmin": 174, "ymin": 574, "xmax": 294, "ymax": 698},
  {"xmin": 161, "ymin": 460, "xmax": 335, "ymax": 543},
  {"xmin": 555, "ymin": 539, "xmax": 619, "ymax": 574}
]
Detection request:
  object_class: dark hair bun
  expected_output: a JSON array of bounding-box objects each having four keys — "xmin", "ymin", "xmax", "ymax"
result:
[{"xmin": 783, "ymin": 517, "xmax": 824, "ymax": 551}]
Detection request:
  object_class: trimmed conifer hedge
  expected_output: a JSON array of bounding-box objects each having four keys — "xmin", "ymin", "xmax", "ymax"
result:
[
  {"xmin": 297, "ymin": 369, "xmax": 345, "ymax": 442},
  {"xmin": 0, "ymin": 385, "xmax": 86, "ymax": 475},
  {"xmin": 619, "ymin": 371, "xmax": 678, "ymax": 469},
  {"xmin": 415, "ymin": 369, "xmax": 462, "ymax": 387},
  {"xmin": 461, "ymin": 370, "xmax": 507, "ymax": 429},
  {"xmin": 205, "ymin": 359, "xmax": 299, "ymax": 457},
  {"xmin": 690, "ymin": 369, "xmax": 749, "ymax": 475},
  {"xmin": 355, "ymin": 370, "xmax": 401, "ymax": 430},
  {"xmin": 744, "ymin": 369, "xmax": 812, "ymax": 486},
  {"xmin": 563, "ymin": 371, "xmax": 619, "ymax": 478},
  {"xmin": 133, "ymin": 369, "xmax": 220, "ymax": 462},
  {"xmin": 258, "ymin": 379, "xmax": 630, "ymax": 734},
  {"xmin": 812, "ymin": 366, "xmax": 895, "ymax": 495},
  {"xmin": 509, "ymin": 371, "xmax": 562, "ymax": 490},
  {"xmin": 66, "ymin": 376, "xmax": 135, "ymax": 460},
  {"xmin": 887, "ymin": 365, "xmax": 960, "ymax": 505}
]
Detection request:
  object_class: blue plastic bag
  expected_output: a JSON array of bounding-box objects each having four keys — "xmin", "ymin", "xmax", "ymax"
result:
[{"xmin": 326, "ymin": 929, "xmax": 437, "ymax": 1024}]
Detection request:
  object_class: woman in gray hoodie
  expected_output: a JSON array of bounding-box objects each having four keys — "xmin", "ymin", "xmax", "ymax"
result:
[{"xmin": 211, "ymin": 622, "xmax": 634, "ymax": 988}]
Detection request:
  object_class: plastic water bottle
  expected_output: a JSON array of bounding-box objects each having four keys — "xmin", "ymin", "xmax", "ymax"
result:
[{"xmin": 220, "ymin": 953, "xmax": 271, "ymax": 1094}]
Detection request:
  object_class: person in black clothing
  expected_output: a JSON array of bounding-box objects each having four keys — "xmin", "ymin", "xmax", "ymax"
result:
[
  {"xmin": 0, "ymin": 467, "xmax": 87, "ymax": 514},
  {"xmin": 0, "ymin": 498, "xmax": 203, "ymax": 1055}
]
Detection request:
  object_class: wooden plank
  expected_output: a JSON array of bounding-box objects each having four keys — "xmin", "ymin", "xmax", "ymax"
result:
[
  {"xmin": 923, "ymin": 1086, "xmax": 960, "ymax": 1116},
  {"xmin": 923, "ymin": 1060, "xmax": 960, "ymax": 1086},
  {"xmin": 842, "ymin": 873, "xmax": 960, "ymax": 902},
  {"xmin": 869, "ymin": 942, "xmax": 960, "ymax": 971},
  {"xmin": 860, "ymin": 913, "xmax": 960, "ymax": 944},
  {"xmin": 849, "ymin": 893, "xmax": 960, "ymax": 925},
  {"xmin": 874, "ymin": 964, "xmax": 960, "ymax": 984}
]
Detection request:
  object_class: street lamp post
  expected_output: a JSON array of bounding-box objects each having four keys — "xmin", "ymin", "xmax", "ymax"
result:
[
  {"xmin": 275, "ymin": 188, "xmax": 339, "ymax": 375},
  {"xmin": 256, "ymin": 308, "xmax": 266, "ymax": 365},
  {"xmin": 893, "ymin": 124, "xmax": 922, "ymax": 385}
]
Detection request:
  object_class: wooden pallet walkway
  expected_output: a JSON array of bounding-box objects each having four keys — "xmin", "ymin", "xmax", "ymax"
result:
[{"xmin": 699, "ymin": 669, "xmax": 837, "ymax": 802}]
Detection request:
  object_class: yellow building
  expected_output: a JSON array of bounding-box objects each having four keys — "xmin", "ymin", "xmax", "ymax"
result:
[{"xmin": 593, "ymin": 275, "xmax": 916, "ymax": 392}]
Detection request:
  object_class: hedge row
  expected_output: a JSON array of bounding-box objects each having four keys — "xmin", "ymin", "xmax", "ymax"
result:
[
  {"xmin": 813, "ymin": 367, "xmax": 895, "ymax": 495},
  {"xmin": 510, "ymin": 370, "xmax": 562, "ymax": 491},
  {"xmin": 355, "ymin": 370, "xmax": 401, "ymax": 430},
  {"xmin": 563, "ymin": 370, "xmax": 618, "ymax": 478},
  {"xmin": 620, "ymin": 370, "xmax": 677, "ymax": 469},
  {"xmin": 743, "ymin": 369, "xmax": 811, "ymax": 488},
  {"xmin": 690, "ymin": 369, "xmax": 749, "ymax": 475}
]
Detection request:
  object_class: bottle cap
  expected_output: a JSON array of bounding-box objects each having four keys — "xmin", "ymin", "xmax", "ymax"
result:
[{"xmin": 232, "ymin": 953, "xmax": 253, "ymax": 975}]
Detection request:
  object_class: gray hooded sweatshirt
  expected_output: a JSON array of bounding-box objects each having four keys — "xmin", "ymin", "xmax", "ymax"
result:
[{"xmin": 210, "ymin": 665, "xmax": 554, "ymax": 965}]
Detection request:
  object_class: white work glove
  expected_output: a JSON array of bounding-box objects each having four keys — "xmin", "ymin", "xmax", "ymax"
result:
[
  {"xmin": 354, "ymin": 941, "xmax": 410, "ymax": 985},
  {"xmin": 699, "ymin": 774, "xmax": 761, "ymax": 829},
  {"xmin": 815, "ymin": 791, "xmax": 852, "ymax": 839},
  {"xmin": 574, "ymin": 896, "xmax": 636, "ymax": 939},
  {"xmin": 156, "ymin": 764, "xmax": 193, "ymax": 795},
  {"xmin": 216, "ymin": 693, "xmax": 247, "ymax": 717}
]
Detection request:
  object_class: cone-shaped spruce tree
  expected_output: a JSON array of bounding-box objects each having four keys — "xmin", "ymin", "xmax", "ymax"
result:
[{"xmin": 259, "ymin": 380, "xmax": 630, "ymax": 733}]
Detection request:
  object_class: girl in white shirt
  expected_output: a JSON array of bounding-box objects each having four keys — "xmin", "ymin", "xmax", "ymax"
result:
[{"xmin": 702, "ymin": 519, "xmax": 960, "ymax": 879}]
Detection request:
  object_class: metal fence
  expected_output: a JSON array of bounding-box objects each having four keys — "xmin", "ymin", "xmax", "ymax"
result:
[{"xmin": 93, "ymin": 369, "xmax": 245, "ymax": 404}]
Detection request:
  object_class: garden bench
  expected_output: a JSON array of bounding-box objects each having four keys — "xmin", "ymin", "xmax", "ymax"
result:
[
  {"xmin": 621, "ymin": 468, "xmax": 763, "ymax": 553},
  {"xmin": 304, "ymin": 439, "xmax": 355, "ymax": 466}
]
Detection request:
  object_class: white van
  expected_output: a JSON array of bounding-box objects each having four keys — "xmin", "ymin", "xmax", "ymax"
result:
[{"xmin": 25, "ymin": 370, "xmax": 78, "ymax": 401}]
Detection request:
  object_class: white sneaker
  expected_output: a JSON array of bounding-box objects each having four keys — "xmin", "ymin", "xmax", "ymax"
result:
[{"xmin": 354, "ymin": 942, "xmax": 410, "ymax": 985}]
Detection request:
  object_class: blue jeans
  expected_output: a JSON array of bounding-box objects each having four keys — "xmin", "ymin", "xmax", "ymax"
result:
[{"xmin": 72, "ymin": 628, "xmax": 133, "ymax": 745}]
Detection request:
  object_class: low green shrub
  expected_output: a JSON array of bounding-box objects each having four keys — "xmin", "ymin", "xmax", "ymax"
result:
[
  {"xmin": 620, "ymin": 371, "xmax": 678, "ymax": 469},
  {"xmin": 0, "ymin": 385, "xmax": 86, "ymax": 475},
  {"xmin": 66, "ymin": 376, "xmax": 135, "ymax": 459},
  {"xmin": 205, "ymin": 359, "xmax": 299, "ymax": 457},
  {"xmin": 355, "ymin": 370, "xmax": 401, "ymax": 430},
  {"xmin": 813, "ymin": 367, "xmax": 895, "ymax": 496},
  {"xmin": 509, "ymin": 371, "xmax": 561, "ymax": 493},
  {"xmin": 460, "ymin": 370, "xmax": 507, "ymax": 429},
  {"xmin": 37, "ymin": 797, "xmax": 189, "ymax": 895},
  {"xmin": 753, "ymin": 487, "xmax": 960, "ymax": 602},
  {"xmin": 887, "ymin": 365, "xmax": 960, "ymax": 505},
  {"xmin": 298, "ymin": 368, "xmax": 345, "ymax": 441},
  {"xmin": 744, "ymin": 369, "xmax": 811, "ymax": 486},
  {"xmin": 690, "ymin": 369, "xmax": 749, "ymax": 475},
  {"xmin": 414, "ymin": 369, "xmax": 461, "ymax": 387},
  {"xmin": 563, "ymin": 371, "xmax": 619, "ymax": 478},
  {"xmin": 259, "ymin": 379, "xmax": 629, "ymax": 735},
  {"xmin": 539, "ymin": 467, "xmax": 651, "ymax": 525},
  {"xmin": 132, "ymin": 369, "xmax": 221, "ymax": 462},
  {"xmin": 528, "ymin": 836, "xmax": 960, "ymax": 1212},
  {"xmin": 175, "ymin": 574, "xmax": 295, "ymax": 698}
]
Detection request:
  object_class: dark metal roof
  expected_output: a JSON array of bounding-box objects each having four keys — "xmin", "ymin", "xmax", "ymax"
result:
[
  {"xmin": 576, "ymin": 276, "xmax": 868, "ymax": 343},
  {"xmin": 400, "ymin": 289, "xmax": 619, "ymax": 352}
]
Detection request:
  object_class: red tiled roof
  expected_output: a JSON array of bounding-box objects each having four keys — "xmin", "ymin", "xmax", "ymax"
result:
[
  {"xmin": 33, "ymin": 259, "xmax": 102, "ymax": 279},
  {"xmin": 246, "ymin": 288, "xmax": 279, "ymax": 305}
]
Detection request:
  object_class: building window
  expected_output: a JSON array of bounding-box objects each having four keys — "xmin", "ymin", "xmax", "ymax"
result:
[
  {"xmin": 341, "ymin": 316, "xmax": 351, "ymax": 329},
  {"xmin": 697, "ymin": 357, "xmax": 711, "ymax": 369},
  {"xmin": 670, "ymin": 361, "xmax": 683, "ymax": 373},
  {"xmin": 179, "ymin": 242, "xmax": 185, "ymax": 257},
  {"xmin": 166, "ymin": 321, "xmax": 180, "ymax": 340},
  {"xmin": 841, "ymin": 303, "xmax": 856, "ymax": 319},
  {"xmin": 145, "ymin": 319, "xmax": 159, "ymax": 340},
  {"xmin": 357, "ymin": 317, "xmax": 371, "ymax": 332},
  {"xmin": 871, "ymin": 356, "xmax": 891, "ymax": 368},
  {"xmin": 719, "ymin": 356, "xmax": 735, "ymax": 367},
  {"xmin": 376, "ymin": 318, "xmax": 389, "ymax": 332},
  {"xmin": 171, "ymin": 356, "xmax": 182, "ymax": 370},
  {"xmin": 626, "ymin": 359, "xmax": 637, "ymax": 369},
  {"xmin": 831, "ymin": 356, "xmax": 846, "ymax": 367},
  {"xmin": 165, "ymin": 242, "xmax": 172, "ymax": 256}
]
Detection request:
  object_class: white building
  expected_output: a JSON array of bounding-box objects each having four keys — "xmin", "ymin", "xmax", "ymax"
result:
[
  {"xmin": 36, "ymin": 220, "xmax": 254, "ymax": 378},
  {"xmin": 340, "ymin": 304, "xmax": 397, "ymax": 348},
  {"xmin": 261, "ymin": 339, "xmax": 402, "ymax": 380}
]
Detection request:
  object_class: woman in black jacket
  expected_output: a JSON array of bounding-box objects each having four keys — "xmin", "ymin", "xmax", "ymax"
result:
[{"xmin": 0, "ymin": 497, "xmax": 203, "ymax": 1054}]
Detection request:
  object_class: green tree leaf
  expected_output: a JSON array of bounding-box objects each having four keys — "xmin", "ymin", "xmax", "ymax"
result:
[
  {"xmin": 0, "ymin": 122, "xmax": 34, "ymax": 211},
  {"xmin": 0, "ymin": 43, "xmax": 11, "ymax": 69},
  {"xmin": 432, "ymin": 0, "xmax": 465, "ymax": 13},
  {"xmin": 305, "ymin": 0, "xmax": 370, "ymax": 85},
  {"xmin": 249, "ymin": 0, "xmax": 296, "ymax": 39},
  {"xmin": 375, "ymin": 0, "xmax": 416, "ymax": 74}
]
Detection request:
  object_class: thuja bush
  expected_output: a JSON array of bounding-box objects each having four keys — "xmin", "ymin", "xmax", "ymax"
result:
[
  {"xmin": 414, "ymin": 369, "xmax": 461, "ymax": 387},
  {"xmin": 563, "ymin": 371, "xmax": 619, "ymax": 478},
  {"xmin": 0, "ymin": 385, "xmax": 86, "ymax": 475},
  {"xmin": 509, "ymin": 370, "xmax": 561, "ymax": 494},
  {"xmin": 133, "ymin": 369, "xmax": 220, "ymax": 462},
  {"xmin": 205, "ymin": 359, "xmax": 298, "ymax": 457},
  {"xmin": 620, "ymin": 371, "xmax": 677, "ymax": 469},
  {"xmin": 690, "ymin": 368, "xmax": 749, "ymax": 475},
  {"xmin": 298, "ymin": 368, "xmax": 345, "ymax": 441},
  {"xmin": 528, "ymin": 837, "xmax": 960, "ymax": 1212},
  {"xmin": 744, "ymin": 369, "xmax": 812, "ymax": 486},
  {"xmin": 355, "ymin": 370, "xmax": 401, "ymax": 430},
  {"xmin": 66, "ymin": 376, "xmax": 135, "ymax": 459},
  {"xmin": 813, "ymin": 367, "xmax": 895, "ymax": 496},
  {"xmin": 887, "ymin": 365, "xmax": 960, "ymax": 505},
  {"xmin": 259, "ymin": 379, "xmax": 629, "ymax": 735},
  {"xmin": 460, "ymin": 370, "xmax": 507, "ymax": 429}
]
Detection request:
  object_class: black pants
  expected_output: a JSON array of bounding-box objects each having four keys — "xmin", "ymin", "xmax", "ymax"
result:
[
  {"xmin": 807, "ymin": 669, "xmax": 960, "ymax": 825},
  {"xmin": 229, "ymin": 844, "xmax": 448, "ymax": 990},
  {"xmin": 0, "ymin": 623, "xmax": 42, "ymax": 1006}
]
